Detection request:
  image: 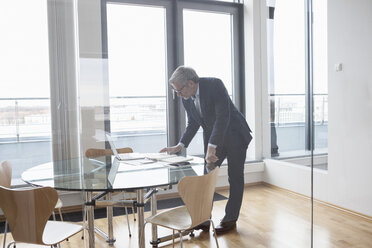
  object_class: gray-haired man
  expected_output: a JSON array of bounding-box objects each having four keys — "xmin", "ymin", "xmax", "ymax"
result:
[{"xmin": 160, "ymin": 66, "xmax": 252, "ymax": 234}]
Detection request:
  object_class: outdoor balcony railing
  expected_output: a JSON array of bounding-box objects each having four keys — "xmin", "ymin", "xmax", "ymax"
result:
[{"xmin": 0, "ymin": 94, "xmax": 328, "ymax": 143}]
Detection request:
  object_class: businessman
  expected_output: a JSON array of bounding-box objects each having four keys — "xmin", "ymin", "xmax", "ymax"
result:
[{"xmin": 160, "ymin": 66, "xmax": 252, "ymax": 234}]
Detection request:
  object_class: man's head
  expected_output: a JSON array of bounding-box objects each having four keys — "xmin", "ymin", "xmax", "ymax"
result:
[{"xmin": 169, "ymin": 66, "xmax": 199, "ymax": 100}]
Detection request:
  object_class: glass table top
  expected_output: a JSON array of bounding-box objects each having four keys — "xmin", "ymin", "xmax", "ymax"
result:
[{"xmin": 21, "ymin": 156, "xmax": 205, "ymax": 191}]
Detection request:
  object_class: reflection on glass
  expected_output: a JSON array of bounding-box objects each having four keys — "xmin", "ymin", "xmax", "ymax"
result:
[
  {"xmin": 106, "ymin": 4, "xmax": 167, "ymax": 152},
  {"xmin": 183, "ymin": 9, "xmax": 233, "ymax": 156},
  {"xmin": 270, "ymin": 95, "xmax": 306, "ymax": 153},
  {"xmin": 270, "ymin": 0, "xmax": 328, "ymax": 158},
  {"xmin": 271, "ymin": 0, "xmax": 306, "ymax": 157}
]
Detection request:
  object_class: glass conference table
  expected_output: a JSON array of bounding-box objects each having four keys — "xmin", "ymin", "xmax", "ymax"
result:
[{"xmin": 22, "ymin": 155, "xmax": 205, "ymax": 248}]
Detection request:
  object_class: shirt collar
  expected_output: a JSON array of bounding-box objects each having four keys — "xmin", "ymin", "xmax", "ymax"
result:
[{"xmin": 192, "ymin": 84, "xmax": 200, "ymax": 100}]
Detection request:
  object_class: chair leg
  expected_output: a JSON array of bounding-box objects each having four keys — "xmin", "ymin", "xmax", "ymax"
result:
[
  {"xmin": 124, "ymin": 207, "xmax": 132, "ymax": 237},
  {"xmin": 172, "ymin": 229, "xmax": 175, "ymax": 248},
  {"xmin": 58, "ymin": 208, "xmax": 64, "ymax": 221},
  {"xmin": 81, "ymin": 205, "xmax": 87, "ymax": 240},
  {"xmin": 6, "ymin": 241, "xmax": 15, "ymax": 248},
  {"xmin": 210, "ymin": 220, "xmax": 219, "ymax": 248},
  {"xmin": 132, "ymin": 206, "xmax": 136, "ymax": 221},
  {"xmin": 130, "ymin": 192, "xmax": 136, "ymax": 221},
  {"xmin": 179, "ymin": 231, "xmax": 183, "ymax": 248},
  {"xmin": 3, "ymin": 221, "xmax": 7, "ymax": 248},
  {"xmin": 123, "ymin": 192, "xmax": 136, "ymax": 221},
  {"xmin": 52, "ymin": 211, "xmax": 56, "ymax": 221}
]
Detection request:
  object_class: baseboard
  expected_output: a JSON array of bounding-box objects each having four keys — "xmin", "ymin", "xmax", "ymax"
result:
[{"xmin": 262, "ymin": 182, "xmax": 372, "ymax": 223}]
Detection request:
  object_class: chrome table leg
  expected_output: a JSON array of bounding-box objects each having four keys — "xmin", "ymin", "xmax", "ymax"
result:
[
  {"xmin": 106, "ymin": 192, "xmax": 116, "ymax": 245},
  {"xmin": 87, "ymin": 192, "xmax": 95, "ymax": 248},
  {"xmin": 150, "ymin": 191, "xmax": 159, "ymax": 247},
  {"xmin": 137, "ymin": 189, "xmax": 145, "ymax": 248}
]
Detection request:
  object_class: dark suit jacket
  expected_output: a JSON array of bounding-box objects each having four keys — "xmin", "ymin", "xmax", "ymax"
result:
[{"xmin": 180, "ymin": 77, "xmax": 252, "ymax": 151}]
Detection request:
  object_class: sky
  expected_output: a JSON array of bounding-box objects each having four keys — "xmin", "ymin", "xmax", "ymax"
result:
[
  {"xmin": 0, "ymin": 0, "xmax": 327, "ymax": 99},
  {"xmin": 0, "ymin": 0, "xmax": 50, "ymax": 98}
]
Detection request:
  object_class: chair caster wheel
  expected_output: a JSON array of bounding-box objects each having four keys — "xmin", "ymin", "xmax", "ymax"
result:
[
  {"xmin": 189, "ymin": 232, "xmax": 195, "ymax": 237},
  {"xmin": 129, "ymin": 234, "xmax": 132, "ymax": 237}
]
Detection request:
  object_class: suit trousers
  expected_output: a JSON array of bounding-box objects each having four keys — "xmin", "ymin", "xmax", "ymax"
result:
[{"xmin": 204, "ymin": 139, "xmax": 248, "ymax": 223}]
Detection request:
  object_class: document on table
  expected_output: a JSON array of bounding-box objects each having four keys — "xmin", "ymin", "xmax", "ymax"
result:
[
  {"xmin": 118, "ymin": 161, "xmax": 168, "ymax": 171},
  {"xmin": 160, "ymin": 156, "xmax": 193, "ymax": 163},
  {"xmin": 123, "ymin": 158, "xmax": 158, "ymax": 166},
  {"xmin": 116, "ymin": 153, "xmax": 194, "ymax": 170},
  {"xmin": 144, "ymin": 153, "xmax": 177, "ymax": 160}
]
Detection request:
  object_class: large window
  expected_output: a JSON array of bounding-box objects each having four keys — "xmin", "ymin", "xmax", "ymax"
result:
[
  {"xmin": 182, "ymin": 6, "xmax": 238, "ymax": 155},
  {"xmin": 0, "ymin": 0, "xmax": 52, "ymax": 181},
  {"xmin": 267, "ymin": 0, "xmax": 328, "ymax": 158},
  {"xmin": 103, "ymin": 0, "xmax": 245, "ymax": 157},
  {"xmin": 0, "ymin": 0, "xmax": 246, "ymax": 181},
  {"xmin": 106, "ymin": 3, "xmax": 168, "ymax": 152}
]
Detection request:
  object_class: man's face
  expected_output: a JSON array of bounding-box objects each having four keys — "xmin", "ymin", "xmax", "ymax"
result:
[{"xmin": 172, "ymin": 81, "xmax": 195, "ymax": 100}]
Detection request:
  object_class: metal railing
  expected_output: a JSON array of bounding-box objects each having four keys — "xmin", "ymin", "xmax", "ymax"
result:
[
  {"xmin": 0, "ymin": 96, "xmax": 167, "ymax": 143},
  {"xmin": 0, "ymin": 97, "xmax": 51, "ymax": 142},
  {"xmin": 270, "ymin": 93, "xmax": 328, "ymax": 126},
  {"xmin": 0, "ymin": 94, "xmax": 328, "ymax": 142}
]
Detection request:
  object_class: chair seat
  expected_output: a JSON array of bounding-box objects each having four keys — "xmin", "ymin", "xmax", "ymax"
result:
[
  {"xmin": 42, "ymin": 221, "xmax": 83, "ymax": 245},
  {"xmin": 146, "ymin": 206, "xmax": 192, "ymax": 231}
]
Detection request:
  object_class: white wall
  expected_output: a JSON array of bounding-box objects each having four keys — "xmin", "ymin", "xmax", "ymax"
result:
[
  {"xmin": 326, "ymin": 0, "xmax": 372, "ymax": 216},
  {"xmin": 264, "ymin": 0, "xmax": 372, "ymax": 216}
]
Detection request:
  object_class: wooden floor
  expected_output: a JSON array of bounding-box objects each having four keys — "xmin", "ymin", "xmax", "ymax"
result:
[{"xmin": 2, "ymin": 184, "xmax": 372, "ymax": 248}]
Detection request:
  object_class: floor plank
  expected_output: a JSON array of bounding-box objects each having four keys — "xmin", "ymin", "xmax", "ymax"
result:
[{"xmin": 1, "ymin": 184, "xmax": 372, "ymax": 247}]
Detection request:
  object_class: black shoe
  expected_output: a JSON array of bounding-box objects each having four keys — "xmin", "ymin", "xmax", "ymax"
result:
[
  {"xmin": 215, "ymin": 221, "xmax": 236, "ymax": 234},
  {"xmin": 193, "ymin": 221, "xmax": 210, "ymax": 232}
]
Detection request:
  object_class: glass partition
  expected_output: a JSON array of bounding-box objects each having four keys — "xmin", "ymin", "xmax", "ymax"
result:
[{"xmin": 266, "ymin": 0, "xmax": 313, "ymax": 246}]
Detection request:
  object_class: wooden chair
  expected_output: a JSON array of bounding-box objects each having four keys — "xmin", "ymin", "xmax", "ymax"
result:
[
  {"xmin": 145, "ymin": 167, "xmax": 220, "ymax": 248},
  {"xmin": 84, "ymin": 147, "xmax": 136, "ymax": 237},
  {"xmin": 0, "ymin": 186, "xmax": 82, "ymax": 248},
  {"xmin": 85, "ymin": 147, "xmax": 133, "ymax": 158},
  {"xmin": 0, "ymin": 161, "xmax": 11, "ymax": 188},
  {"xmin": 0, "ymin": 161, "xmax": 11, "ymax": 248},
  {"xmin": 0, "ymin": 161, "xmax": 66, "ymax": 248}
]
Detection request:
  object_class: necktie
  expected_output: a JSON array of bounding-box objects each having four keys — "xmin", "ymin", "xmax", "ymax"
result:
[{"xmin": 193, "ymin": 95, "xmax": 202, "ymax": 117}]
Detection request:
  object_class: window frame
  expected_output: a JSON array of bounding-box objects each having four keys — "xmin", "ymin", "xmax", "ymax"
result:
[{"xmin": 101, "ymin": 0, "xmax": 245, "ymax": 152}]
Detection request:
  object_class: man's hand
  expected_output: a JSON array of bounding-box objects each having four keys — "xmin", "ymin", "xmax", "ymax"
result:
[
  {"xmin": 206, "ymin": 146, "xmax": 218, "ymax": 163},
  {"xmin": 159, "ymin": 144, "xmax": 182, "ymax": 155}
]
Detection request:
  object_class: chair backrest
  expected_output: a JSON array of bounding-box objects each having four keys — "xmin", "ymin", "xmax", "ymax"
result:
[
  {"xmin": 0, "ymin": 161, "xmax": 12, "ymax": 188},
  {"xmin": 0, "ymin": 186, "xmax": 58, "ymax": 245},
  {"xmin": 85, "ymin": 147, "xmax": 133, "ymax": 158},
  {"xmin": 178, "ymin": 167, "xmax": 219, "ymax": 228}
]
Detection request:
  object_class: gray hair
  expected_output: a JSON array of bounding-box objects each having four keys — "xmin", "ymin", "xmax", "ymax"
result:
[{"xmin": 169, "ymin": 66, "xmax": 199, "ymax": 85}]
